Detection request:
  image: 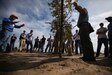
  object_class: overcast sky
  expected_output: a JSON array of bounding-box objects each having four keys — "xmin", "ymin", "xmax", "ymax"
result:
[{"xmin": 0, "ymin": 0, "xmax": 112, "ymax": 52}]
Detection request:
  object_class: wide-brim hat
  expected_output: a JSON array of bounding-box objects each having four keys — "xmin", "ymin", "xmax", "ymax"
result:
[
  {"xmin": 10, "ymin": 14, "xmax": 18, "ymax": 19},
  {"xmin": 105, "ymin": 16, "xmax": 112, "ymax": 22}
]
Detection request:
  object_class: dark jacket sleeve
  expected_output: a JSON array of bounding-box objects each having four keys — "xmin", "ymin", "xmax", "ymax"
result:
[{"xmin": 14, "ymin": 25, "xmax": 22, "ymax": 28}]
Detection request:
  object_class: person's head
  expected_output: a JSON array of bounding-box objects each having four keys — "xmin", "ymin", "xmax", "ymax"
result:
[
  {"xmin": 9, "ymin": 14, "xmax": 18, "ymax": 20},
  {"xmin": 30, "ymin": 30, "xmax": 33, "ymax": 33},
  {"xmin": 23, "ymin": 30, "xmax": 26, "ymax": 33},
  {"xmin": 50, "ymin": 36, "xmax": 51, "ymax": 38},
  {"xmin": 105, "ymin": 16, "xmax": 112, "ymax": 22},
  {"xmin": 99, "ymin": 23, "xmax": 104, "ymax": 27},
  {"xmin": 76, "ymin": 30, "xmax": 78, "ymax": 33},
  {"xmin": 13, "ymin": 34, "xmax": 15, "ymax": 36}
]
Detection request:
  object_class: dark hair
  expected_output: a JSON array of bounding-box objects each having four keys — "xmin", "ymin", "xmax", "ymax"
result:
[
  {"xmin": 76, "ymin": 30, "xmax": 78, "ymax": 32},
  {"xmin": 99, "ymin": 23, "xmax": 104, "ymax": 26},
  {"xmin": 31, "ymin": 30, "xmax": 33, "ymax": 32},
  {"xmin": 23, "ymin": 30, "xmax": 26, "ymax": 32}
]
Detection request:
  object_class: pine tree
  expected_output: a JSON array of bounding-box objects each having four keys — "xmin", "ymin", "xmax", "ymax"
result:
[{"xmin": 48, "ymin": 0, "xmax": 73, "ymax": 56}]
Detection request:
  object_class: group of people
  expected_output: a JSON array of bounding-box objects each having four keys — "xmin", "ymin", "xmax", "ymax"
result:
[
  {"xmin": 0, "ymin": 2, "xmax": 112, "ymax": 61},
  {"xmin": 95, "ymin": 18, "xmax": 112, "ymax": 59},
  {"xmin": 19, "ymin": 30, "xmax": 50, "ymax": 53},
  {"xmin": 0, "ymin": 14, "xmax": 55, "ymax": 53},
  {"xmin": 72, "ymin": 2, "xmax": 112, "ymax": 61},
  {"xmin": 73, "ymin": 21, "xmax": 112, "ymax": 59}
]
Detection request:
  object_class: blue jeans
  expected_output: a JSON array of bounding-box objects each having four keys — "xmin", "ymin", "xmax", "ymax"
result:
[
  {"xmin": 75, "ymin": 40, "xmax": 82, "ymax": 54},
  {"xmin": 0, "ymin": 30, "xmax": 12, "ymax": 52},
  {"xmin": 26, "ymin": 40, "xmax": 33, "ymax": 52}
]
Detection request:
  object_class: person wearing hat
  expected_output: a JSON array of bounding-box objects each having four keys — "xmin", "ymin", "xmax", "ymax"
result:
[
  {"xmin": 106, "ymin": 16, "xmax": 112, "ymax": 58},
  {"xmin": 0, "ymin": 14, "xmax": 25, "ymax": 52},
  {"xmin": 96, "ymin": 23, "xmax": 108, "ymax": 57}
]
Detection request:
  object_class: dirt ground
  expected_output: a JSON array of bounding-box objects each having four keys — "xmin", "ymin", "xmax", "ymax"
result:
[{"xmin": 0, "ymin": 52, "xmax": 112, "ymax": 75}]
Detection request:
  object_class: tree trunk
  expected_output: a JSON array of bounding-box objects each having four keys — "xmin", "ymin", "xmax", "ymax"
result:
[{"xmin": 53, "ymin": 32, "xmax": 60, "ymax": 54}]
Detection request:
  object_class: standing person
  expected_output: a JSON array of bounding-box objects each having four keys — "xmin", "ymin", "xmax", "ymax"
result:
[
  {"xmin": 19, "ymin": 30, "xmax": 26, "ymax": 52},
  {"xmin": 73, "ymin": 2, "xmax": 95, "ymax": 61},
  {"xmin": 10, "ymin": 34, "xmax": 17, "ymax": 51},
  {"xmin": 38, "ymin": 39, "xmax": 42, "ymax": 52},
  {"xmin": 73, "ymin": 30, "xmax": 82, "ymax": 55},
  {"xmin": 45, "ymin": 36, "xmax": 53, "ymax": 53},
  {"xmin": 41, "ymin": 35, "xmax": 46, "ymax": 52},
  {"xmin": 50, "ymin": 38, "xmax": 54, "ymax": 53},
  {"xmin": 0, "ymin": 14, "xmax": 24, "ymax": 52},
  {"xmin": 26, "ymin": 30, "xmax": 33, "ymax": 53},
  {"xmin": 105, "ymin": 17, "xmax": 112, "ymax": 58},
  {"xmin": 96, "ymin": 23, "xmax": 108, "ymax": 57},
  {"xmin": 33, "ymin": 36, "xmax": 39, "ymax": 51}
]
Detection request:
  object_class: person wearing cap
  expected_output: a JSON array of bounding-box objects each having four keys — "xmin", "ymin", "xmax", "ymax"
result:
[
  {"xmin": 26, "ymin": 30, "xmax": 33, "ymax": 53},
  {"xmin": 106, "ymin": 17, "xmax": 112, "ymax": 58},
  {"xmin": 19, "ymin": 30, "xmax": 26, "ymax": 52},
  {"xmin": 96, "ymin": 23, "xmax": 108, "ymax": 57},
  {"xmin": 73, "ymin": 2, "xmax": 95, "ymax": 61},
  {"xmin": 0, "ymin": 14, "xmax": 25, "ymax": 52}
]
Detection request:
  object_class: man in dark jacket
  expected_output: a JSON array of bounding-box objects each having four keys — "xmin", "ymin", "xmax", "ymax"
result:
[
  {"xmin": 106, "ymin": 16, "xmax": 112, "ymax": 59},
  {"xmin": 73, "ymin": 2, "xmax": 95, "ymax": 61},
  {"xmin": 10, "ymin": 34, "xmax": 17, "ymax": 51}
]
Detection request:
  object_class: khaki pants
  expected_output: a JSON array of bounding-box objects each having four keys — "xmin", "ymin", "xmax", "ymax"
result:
[{"xmin": 19, "ymin": 39, "xmax": 26, "ymax": 51}]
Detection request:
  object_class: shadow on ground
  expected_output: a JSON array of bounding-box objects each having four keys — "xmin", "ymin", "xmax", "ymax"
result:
[
  {"xmin": 0, "ymin": 53, "xmax": 112, "ymax": 72},
  {"xmin": 85, "ymin": 57, "xmax": 112, "ymax": 70},
  {"xmin": 0, "ymin": 53, "xmax": 67, "ymax": 72}
]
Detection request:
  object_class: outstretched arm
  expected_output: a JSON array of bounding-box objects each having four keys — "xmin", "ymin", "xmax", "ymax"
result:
[
  {"xmin": 73, "ymin": 2, "xmax": 87, "ymax": 14},
  {"xmin": 14, "ymin": 24, "xmax": 25, "ymax": 28}
]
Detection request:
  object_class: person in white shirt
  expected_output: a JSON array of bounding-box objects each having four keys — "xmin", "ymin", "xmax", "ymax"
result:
[
  {"xmin": 96, "ymin": 23, "xmax": 108, "ymax": 57},
  {"xmin": 26, "ymin": 30, "xmax": 33, "ymax": 53},
  {"xmin": 73, "ymin": 30, "xmax": 82, "ymax": 55}
]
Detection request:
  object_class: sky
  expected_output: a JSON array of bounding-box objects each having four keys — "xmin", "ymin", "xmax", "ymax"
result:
[{"xmin": 0, "ymin": 0, "xmax": 112, "ymax": 52}]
